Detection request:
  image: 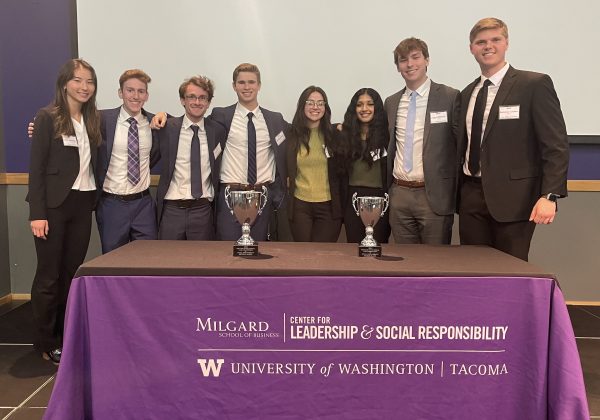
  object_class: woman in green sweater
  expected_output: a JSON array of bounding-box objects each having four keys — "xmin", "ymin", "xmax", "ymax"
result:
[{"xmin": 285, "ymin": 86, "xmax": 344, "ymax": 242}]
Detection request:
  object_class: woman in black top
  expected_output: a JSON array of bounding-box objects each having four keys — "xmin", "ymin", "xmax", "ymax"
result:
[{"xmin": 338, "ymin": 88, "xmax": 391, "ymax": 244}]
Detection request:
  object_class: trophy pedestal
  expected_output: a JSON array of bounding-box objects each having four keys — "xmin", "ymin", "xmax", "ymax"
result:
[
  {"xmin": 233, "ymin": 244, "xmax": 259, "ymax": 257},
  {"xmin": 358, "ymin": 245, "xmax": 382, "ymax": 257}
]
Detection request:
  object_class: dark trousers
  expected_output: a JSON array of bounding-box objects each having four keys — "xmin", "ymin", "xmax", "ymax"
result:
[
  {"xmin": 344, "ymin": 185, "xmax": 390, "ymax": 244},
  {"xmin": 290, "ymin": 197, "xmax": 342, "ymax": 242},
  {"xmin": 388, "ymin": 183, "xmax": 453, "ymax": 245},
  {"xmin": 96, "ymin": 193, "xmax": 157, "ymax": 254},
  {"xmin": 31, "ymin": 190, "xmax": 94, "ymax": 352},
  {"xmin": 216, "ymin": 185, "xmax": 272, "ymax": 241},
  {"xmin": 159, "ymin": 200, "xmax": 214, "ymax": 240},
  {"xmin": 459, "ymin": 178, "xmax": 536, "ymax": 261}
]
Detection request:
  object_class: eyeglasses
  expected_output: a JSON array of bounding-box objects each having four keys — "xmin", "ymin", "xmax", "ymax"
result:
[
  {"xmin": 185, "ymin": 94, "xmax": 209, "ymax": 103},
  {"xmin": 305, "ymin": 100, "xmax": 326, "ymax": 108}
]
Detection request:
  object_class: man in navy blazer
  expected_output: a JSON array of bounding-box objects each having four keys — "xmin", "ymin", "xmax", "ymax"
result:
[
  {"xmin": 156, "ymin": 76, "xmax": 227, "ymax": 240},
  {"xmin": 211, "ymin": 63, "xmax": 288, "ymax": 242},
  {"xmin": 458, "ymin": 18, "xmax": 569, "ymax": 260},
  {"xmin": 96, "ymin": 69, "xmax": 160, "ymax": 253},
  {"xmin": 385, "ymin": 37, "xmax": 459, "ymax": 245}
]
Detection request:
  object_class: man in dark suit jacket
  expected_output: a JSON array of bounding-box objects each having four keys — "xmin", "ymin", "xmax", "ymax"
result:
[
  {"xmin": 458, "ymin": 17, "xmax": 569, "ymax": 261},
  {"xmin": 211, "ymin": 63, "xmax": 288, "ymax": 242},
  {"xmin": 384, "ymin": 38, "xmax": 459, "ymax": 244},
  {"xmin": 96, "ymin": 69, "xmax": 160, "ymax": 253},
  {"xmin": 156, "ymin": 76, "xmax": 226, "ymax": 240}
]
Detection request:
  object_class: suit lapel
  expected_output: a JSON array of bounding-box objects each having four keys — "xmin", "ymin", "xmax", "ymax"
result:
[
  {"xmin": 261, "ymin": 107, "xmax": 278, "ymax": 148},
  {"xmin": 105, "ymin": 107, "xmax": 120, "ymax": 159},
  {"xmin": 168, "ymin": 117, "xmax": 184, "ymax": 178},
  {"xmin": 482, "ymin": 67, "xmax": 518, "ymax": 142},
  {"xmin": 423, "ymin": 82, "xmax": 441, "ymax": 152},
  {"xmin": 386, "ymin": 89, "xmax": 404, "ymax": 159},
  {"xmin": 204, "ymin": 119, "xmax": 218, "ymax": 187}
]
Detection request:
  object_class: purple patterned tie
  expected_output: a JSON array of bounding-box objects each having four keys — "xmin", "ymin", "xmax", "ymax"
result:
[{"xmin": 127, "ymin": 117, "xmax": 140, "ymax": 185}]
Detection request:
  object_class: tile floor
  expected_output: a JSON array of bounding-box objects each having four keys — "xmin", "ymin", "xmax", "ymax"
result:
[{"xmin": 0, "ymin": 302, "xmax": 598, "ymax": 419}]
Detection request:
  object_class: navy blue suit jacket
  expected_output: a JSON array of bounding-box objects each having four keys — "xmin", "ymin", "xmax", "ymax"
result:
[
  {"xmin": 156, "ymin": 116, "xmax": 227, "ymax": 223},
  {"xmin": 209, "ymin": 104, "xmax": 289, "ymax": 207}
]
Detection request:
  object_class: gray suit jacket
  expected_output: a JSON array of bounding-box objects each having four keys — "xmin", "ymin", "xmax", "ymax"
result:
[
  {"xmin": 156, "ymin": 116, "xmax": 227, "ymax": 222},
  {"xmin": 384, "ymin": 80, "xmax": 459, "ymax": 216},
  {"xmin": 209, "ymin": 104, "xmax": 289, "ymax": 207}
]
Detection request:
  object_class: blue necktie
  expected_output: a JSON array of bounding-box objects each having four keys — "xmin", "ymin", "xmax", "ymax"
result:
[
  {"xmin": 403, "ymin": 91, "xmax": 417, "ymax": 172},
  {"xmin": 247, "ymin": 112, "xmax": 257, "ymax": 185},
  {"xmin": 190, "ymin": 124, "xmax": 202, "ymax": 198}
]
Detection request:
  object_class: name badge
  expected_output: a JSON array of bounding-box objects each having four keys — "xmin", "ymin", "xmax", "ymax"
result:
[
  {"xmin": 275, "ymin": 131, "xmax": 286, "ymax": 146},
  {"xmin": 62, "ymin": 135, "xmax": 78, "ymax": 147},
  {"xmin": 213, "ymin": 143, "xmax": 222, "ymax": 159},
  {"xmin": 370, "ymin": 148, "xmax": 388, "ymax": 161},
  {"xmin": 430, "ymin": 111, "xmax": 448, "ymax": 124},
  {"xmin": 499, "ymin": 105, "xmax": 520, "ymax": 120},
  {"xmin": 323, "ymin": 145, "xmax": 332, "ymax": 158}
]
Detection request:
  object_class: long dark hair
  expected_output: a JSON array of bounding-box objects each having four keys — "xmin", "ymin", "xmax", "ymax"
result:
[
  {"xmin": 50, "ymin": 58, "xmax": 102, "ymax": 146},
  {"xmin": 289, "ymin": 86, "xmax": 335, "ymax": 154},
  {"xmin": 341, "ymin": 88, "xmax": 389, "ymax": 168}
]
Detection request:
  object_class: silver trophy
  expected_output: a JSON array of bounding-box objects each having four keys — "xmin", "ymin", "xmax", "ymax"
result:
[
  {"xmin": 225, "ymin": 186, "xmax": 268, "ymax": 256},
  {"xmin": 352, "ymin": 193, "xmax": 389, "ymax": 257}
]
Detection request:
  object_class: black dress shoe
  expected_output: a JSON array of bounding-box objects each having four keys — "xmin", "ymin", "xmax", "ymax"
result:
[{"xmin": 42, "ymin": 348, "xmax": 62, "ymax": 365}]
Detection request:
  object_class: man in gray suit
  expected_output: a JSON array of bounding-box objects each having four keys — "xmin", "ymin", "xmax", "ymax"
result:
[{"xmin": 384, "ymin": 37, "xmax": 459, "ymax": 244}]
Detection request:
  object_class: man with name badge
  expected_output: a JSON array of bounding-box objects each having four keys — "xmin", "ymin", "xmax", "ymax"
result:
[
  {"xmin": 385, "ymin": 38, "xmax": 459, "ymax": 244},
  {"xmin": 156, "ymin": 76, "xmax": 226, "ymax": 240},
  {"xmin": 458, "ymin": 17, "xmax": 569, "ymax": 260}
]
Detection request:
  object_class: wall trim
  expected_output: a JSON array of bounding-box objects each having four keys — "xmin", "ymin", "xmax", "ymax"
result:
[
  {"xmin": 567, "ymin": 301, "xmax": 600, "ymax": 306},
  {"xmin": 1, "ymin": 174, "xmax": 598, "ymax": 191}
]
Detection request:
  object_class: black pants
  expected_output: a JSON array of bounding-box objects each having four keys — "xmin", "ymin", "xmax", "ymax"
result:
[
  {"xmin": 344, "ymin": 185, "xmax": 390, "ymax": 244},
  {"xmin": 31, "ymin": 190, "xmax": 94, "ymax": 352},
  {"xmin": 290, "ymin": 197, "xmax": 341, "ymax": 242},
  {"xmin": 459, "ymin": 179, "xmax": 535, "ymax": 261}
]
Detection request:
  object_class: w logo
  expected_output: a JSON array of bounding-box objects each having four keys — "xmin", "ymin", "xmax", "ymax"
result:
[{"xmin": 197, "ymin": 358, "xmax": 225, "ymax": 377}]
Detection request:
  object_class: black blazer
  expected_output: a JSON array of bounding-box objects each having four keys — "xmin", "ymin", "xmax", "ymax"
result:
[
  {"xmin": 457, "ymin": 66, "xmax": 569, "ymax": 222},
  {"xmin": 28, "ymin": 106, "xmax": 98, "ymax": 220},
  {"xmin": 155, "ymin": 116, "xmax": 227, "ymax": 223}
]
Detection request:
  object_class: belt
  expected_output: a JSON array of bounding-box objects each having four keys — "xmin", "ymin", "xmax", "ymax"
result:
[
  {"xmin": 221, "ymin": 182, "xmax": 272, "ymax": 192},
  {"xmin": 164, "ymin": 198, "xmax": 211, "ymax": 209},
  {"xmin": 463, "ymin": 175, "xmax": 482, "ymax": 184},
  {"xmin": 102, "ymin": 189, "xmax": 150, "ymax": 201},
  {"xmin": 393, "ymin": 178, "xmax": 425, "ymax": 188}
]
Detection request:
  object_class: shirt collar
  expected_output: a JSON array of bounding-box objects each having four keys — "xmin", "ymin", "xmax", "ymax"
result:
[
  {"xmin": 406, "ymin": 77, "xmax": 431, "ymax": 98},
  {"xmin": 236, "ymin": 102, "xmax": 262, "ymax": 119},
  {"xmin": 183, "ymin": 114, "xmax": 205, "ymax": 131},
  {"xmin": 481, "ymin": 62, "xmax": 510, "ymax": 87},
  {"xmin": 118, "ymin": 107, "xmax": 148, "ymax": 126}
]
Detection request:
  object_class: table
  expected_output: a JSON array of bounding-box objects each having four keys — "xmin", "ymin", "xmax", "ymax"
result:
[{"xmin": 44, "ymin": 241, "xmax": 589, "ymax": 419}]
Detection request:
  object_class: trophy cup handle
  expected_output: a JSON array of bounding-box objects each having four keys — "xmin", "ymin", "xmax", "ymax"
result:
[
  {"xmin": 257, "ymin": 186, "xmax": 269, "ymax": 215},
  {"xmin": 381, "ymin": 193, "xmax": 390, "ymax": 216},
  {"xmin": 352, "ymin": 192, "xmax": 359, "ymax": 216},
  {"xmin": 224, "ymin": 186, "xmax": 233, "ymax": 214}
]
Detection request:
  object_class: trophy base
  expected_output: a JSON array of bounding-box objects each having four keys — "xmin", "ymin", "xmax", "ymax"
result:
[
  {"xmin": 358, "ymin": 245, "xmax": 382, "ymax": 257},
  {"xmin": 233, "ymin": 244, "xmax": 259, "ymax": 257}
]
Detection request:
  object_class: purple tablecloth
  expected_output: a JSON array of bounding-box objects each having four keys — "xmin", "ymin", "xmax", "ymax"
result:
[{"xmin": 45, "ymin": 275, "xmax": 589, "ymax": 419}]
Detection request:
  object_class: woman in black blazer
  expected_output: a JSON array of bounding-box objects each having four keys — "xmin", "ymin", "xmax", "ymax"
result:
[
  {"xmin": 285, "ymin": 86, "xmax": 346, "ymax": 242},
  {"xmin": 338, "ymin": 88, "xmax": 391, "ymax": 244},
  {"xmin": 28, "ymin": 59, "xmax": 101, "ymax": 364}
]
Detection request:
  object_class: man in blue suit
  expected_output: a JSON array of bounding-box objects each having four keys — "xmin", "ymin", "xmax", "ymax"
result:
[
  {"xmin": 156, "ymin": 76, "xmax": 226, "ymax": 240},
  {"xmin": 96, "ymin": 69, "xmax": 160, "ymax": 253},
  {"xmin": 211, "ymin": 63, "xmax": 289, "ymax": 241}
]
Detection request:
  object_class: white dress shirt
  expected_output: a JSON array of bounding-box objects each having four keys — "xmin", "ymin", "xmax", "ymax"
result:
[
  {"xmin": 71, "ymin": 117, "xmax": 96, "ymax": 191},
  {"xmin": 220, "ymin": 103, "xmax": 275, "ymax": 184},
  {"xmin": 165, "ymin": 116, "xmax": 213, "ymax": 200},
  {"xmin": 103, "ymin": 107, "xmax": 152, "ymax": 194},
  {"xmin": 393, "ymin": 78, "xmax": 430, "ymax": 182}
]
